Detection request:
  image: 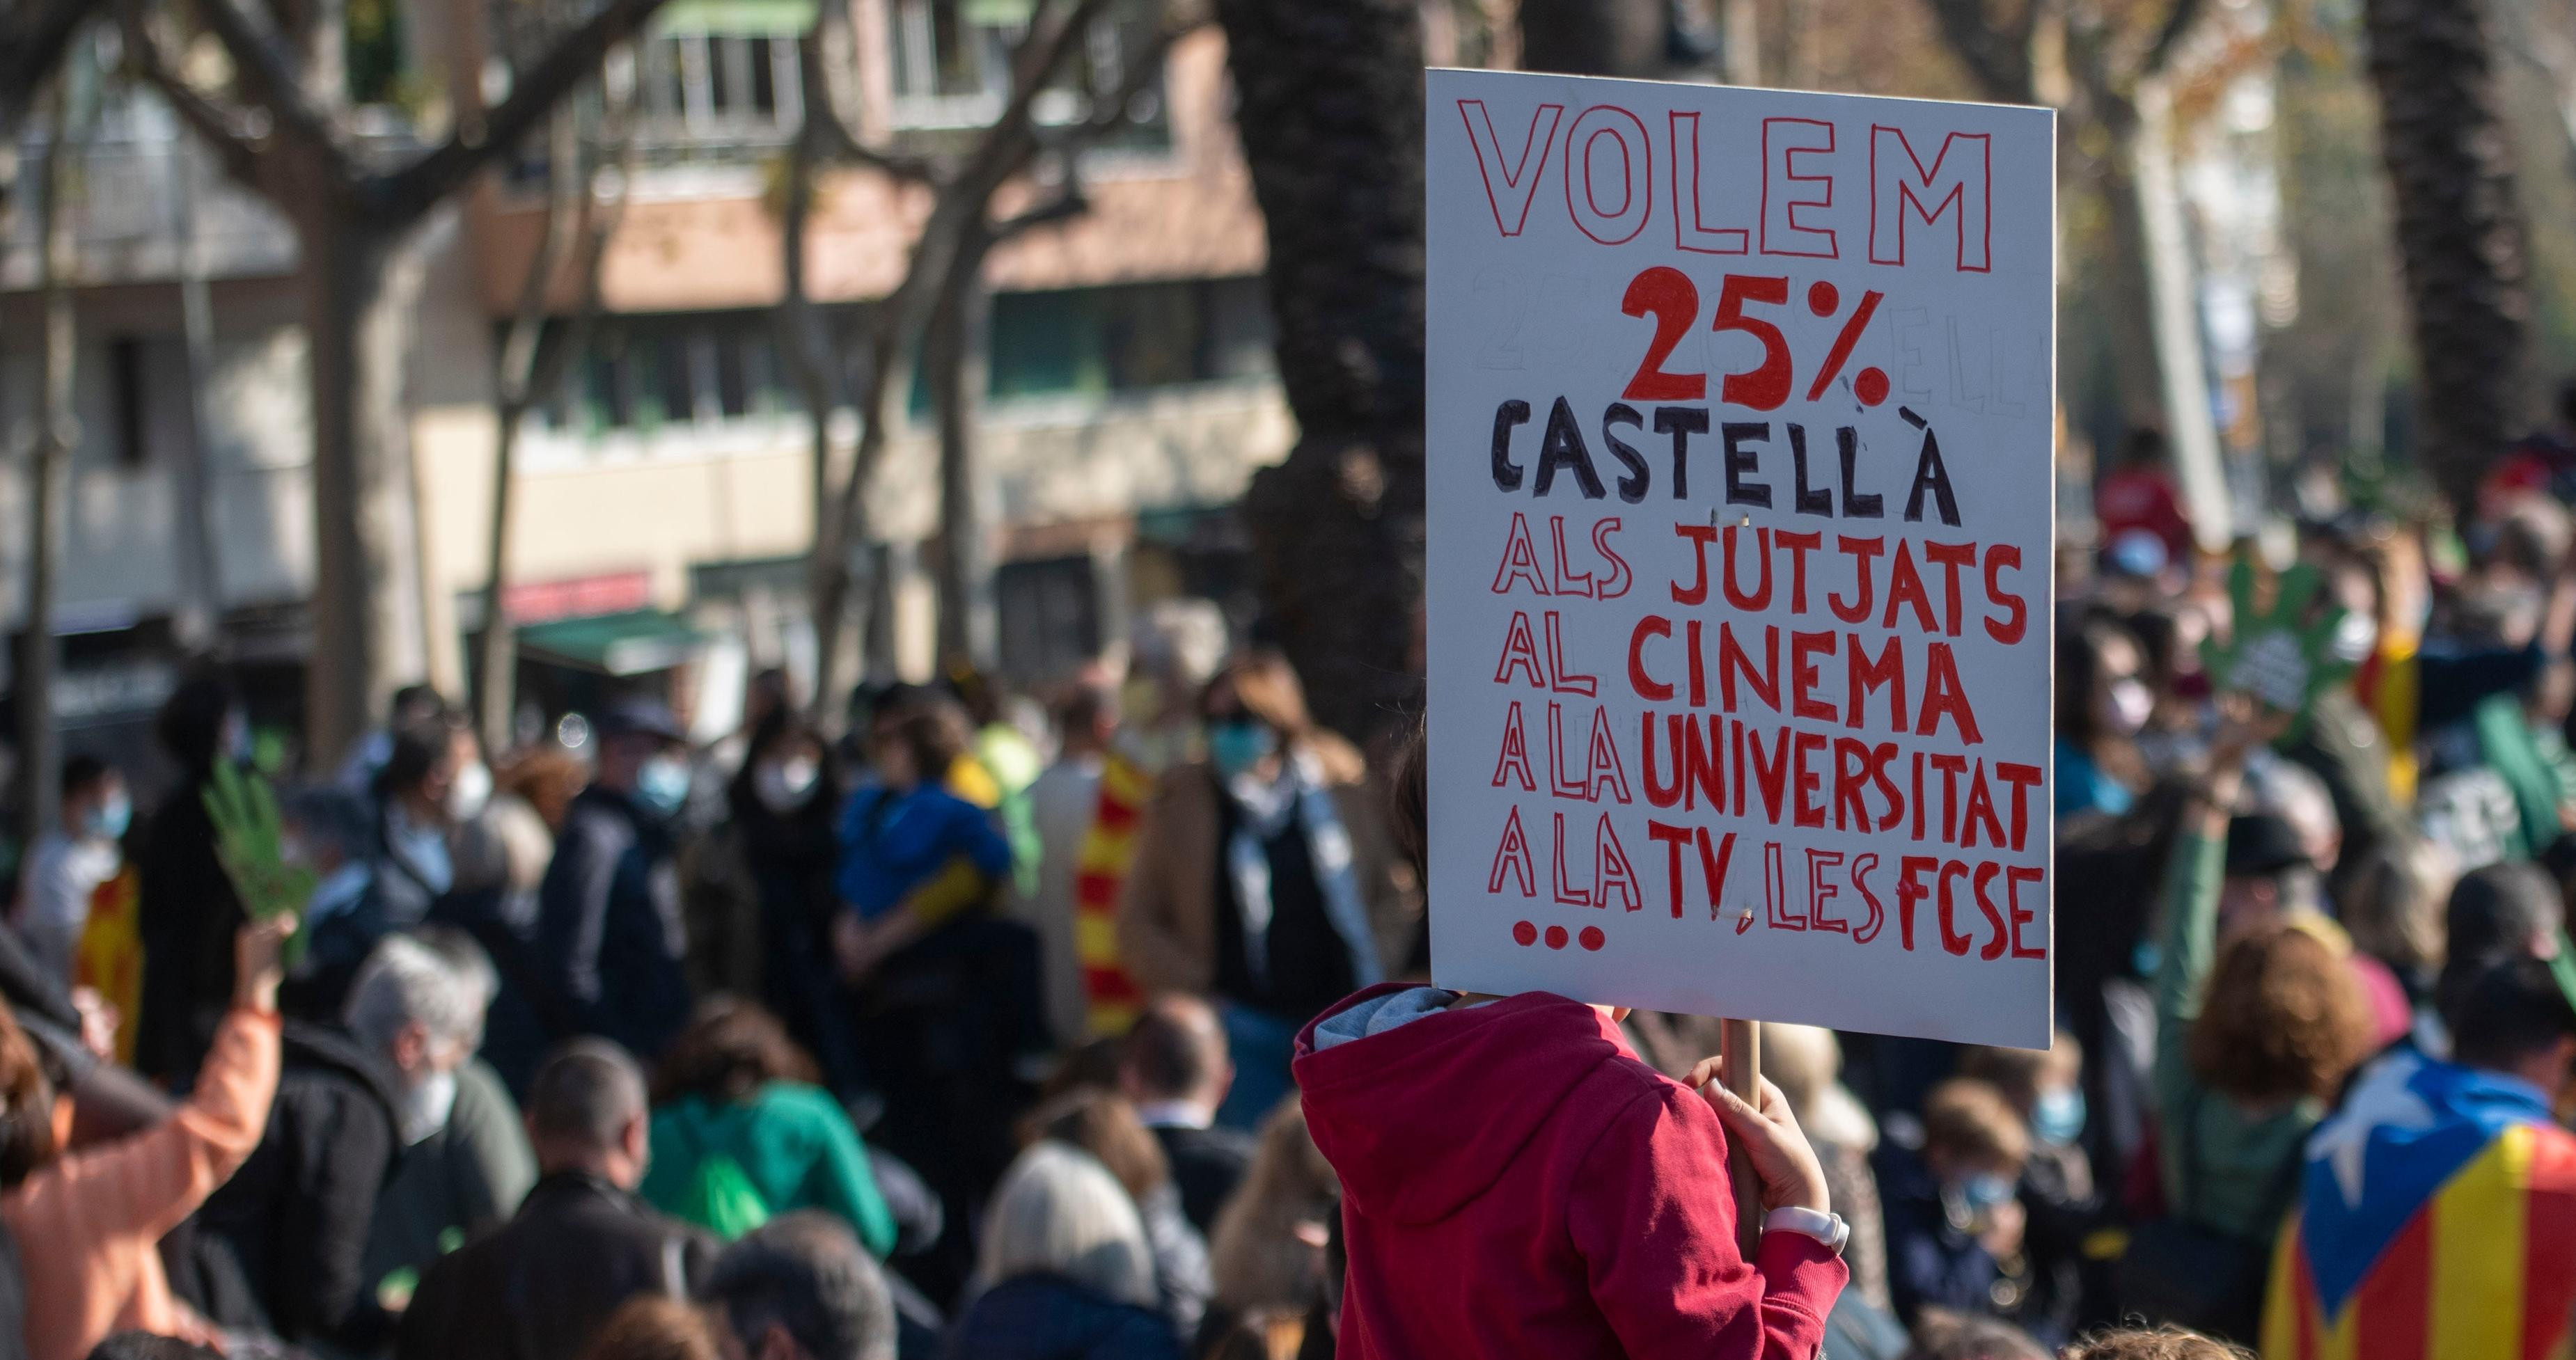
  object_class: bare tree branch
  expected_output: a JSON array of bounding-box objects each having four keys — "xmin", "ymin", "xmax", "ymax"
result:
[
  {"xmin": 0, "ymin": 0, "xmax": 94, "ymax": 134},
  {"xmin": 378, "ymin": 0, "xmax": 675, "ymax": 221},
  {"xmin": 2135, "ymin": 0, "xmax": 2212, "ymax": 84},
  {"xmin": 185, "ymin": 0, "xmax": 350, "ymax": 164},
  {"xmin": 118, "ymin": 5, "xmax": 274, "ymax": 187}
]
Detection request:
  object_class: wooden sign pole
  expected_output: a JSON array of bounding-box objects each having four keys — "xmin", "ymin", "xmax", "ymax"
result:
[{"xmin": 1721, "ymin": 1017, "xmax": 1764, "ymax": 1255}]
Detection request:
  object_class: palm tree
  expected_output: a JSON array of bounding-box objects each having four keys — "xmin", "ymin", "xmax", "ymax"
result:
[
  {"xmin": 1209, "ymin": 0, "xmax": 1428, "ymax": 740},
  {"xmin": 2364, "ymin": 0, "xmax": 2533, "ymax": 510}
]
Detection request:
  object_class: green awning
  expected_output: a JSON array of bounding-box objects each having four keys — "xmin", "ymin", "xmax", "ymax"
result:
[
  {"xmin": 653, "ymin": 0, "xmax": 817, "ymax": 35},
  {"xmin": 516, "ymin": 610, "xmax": 708, "ymax": 677}
]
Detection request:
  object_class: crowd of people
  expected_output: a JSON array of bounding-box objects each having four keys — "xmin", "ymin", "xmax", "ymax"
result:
[{"xmin": 0, "ymin": 398, "xmax": 2575, "ymax": 1359}]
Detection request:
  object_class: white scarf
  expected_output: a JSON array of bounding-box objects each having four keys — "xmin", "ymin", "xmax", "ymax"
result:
[{"xmin": 1223, "ymin": 750, "xmax": 1381, "ymax": 994}]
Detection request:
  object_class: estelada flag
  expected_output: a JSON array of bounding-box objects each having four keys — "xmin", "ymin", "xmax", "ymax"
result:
[{"xmin": 2261, "ymin": 1050, "xmax": 2576, "ymax": 1360}]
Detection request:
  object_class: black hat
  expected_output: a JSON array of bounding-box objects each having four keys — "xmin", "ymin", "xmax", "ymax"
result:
[
  {"xmin": 595, "ymin": 699, "xmax": 686, "ymax": 745},
  {"xmin": 2224, "ymin": 812, "xmax": 2310, "ymax": 878}
]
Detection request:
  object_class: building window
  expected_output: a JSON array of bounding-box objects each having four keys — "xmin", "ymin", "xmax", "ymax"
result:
[
  {"xmin": 537, "ymin": 310, "xmax": 799, "ymax": 438},
  {"xmin": 632, "ymin": 22, "xmax": 802, "ymax": 166},
  {"xmin": 986, "ymin": 277, "xmax": 1274, "ymax": 402},
  {"xmin": 107, "ymin": 337, "xmax": 148, "ymax": 467},
  {"xmin": 888, "ymin": 0, "xmax": 1167, "ymax": 145},
  {"xmin": 995, "ymin": 555, "xmax": 1099, "ymax": 681}
]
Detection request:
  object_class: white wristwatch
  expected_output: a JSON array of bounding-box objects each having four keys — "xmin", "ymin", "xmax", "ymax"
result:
[{"xmin": 1762, "ymin": 1205, "xmax": 1851, "ymax": 1256}]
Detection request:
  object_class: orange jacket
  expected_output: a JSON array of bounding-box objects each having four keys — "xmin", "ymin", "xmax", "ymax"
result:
[{"xmin": 4, "ymin": 1005, "xmax": 280, "ymax": 1360}]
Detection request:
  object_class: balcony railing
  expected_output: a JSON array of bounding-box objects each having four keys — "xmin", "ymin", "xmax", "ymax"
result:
[{"xmin": 1, "ymin": 131, "xmax": 297, "ymax": 289}]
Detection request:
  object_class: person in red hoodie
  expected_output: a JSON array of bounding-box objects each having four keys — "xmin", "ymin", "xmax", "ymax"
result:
[
  {"xmin": 1295, "ymin": 984, "xmax": 1851, "ymax": 1359},
  {"xmin": 1292, "ymin": 729, "xmax": 1850, "ymax": 1359}
]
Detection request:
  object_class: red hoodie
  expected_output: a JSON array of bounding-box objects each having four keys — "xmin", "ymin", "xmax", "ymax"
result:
[{"xmin": 1294, "ymin": 985, "xmax": 1848, "ymax": 1360}]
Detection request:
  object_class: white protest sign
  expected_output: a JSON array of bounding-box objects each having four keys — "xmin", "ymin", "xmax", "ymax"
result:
[{"xmin": 1425, "ymin": 70, "xmax": 2057, "ymax": 1048}]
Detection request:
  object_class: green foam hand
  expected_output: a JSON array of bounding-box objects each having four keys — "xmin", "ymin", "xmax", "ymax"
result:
[
  {"xmin": 2199, "ymin": 559, "xmax": 2356, "ymax": 738},
  {"xmin": 202, "ymin": 761, "xmax": 313, "ymax": 965}
]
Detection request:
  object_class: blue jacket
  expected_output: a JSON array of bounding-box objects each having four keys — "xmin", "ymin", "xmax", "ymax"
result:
[
  {"xmin": 835, "ymin": 782, "xmax": 1012, "ymax": 921},
  {"xmin": 944, "ymin": 1274, "xmax": 1182, "ymax": 1360}
]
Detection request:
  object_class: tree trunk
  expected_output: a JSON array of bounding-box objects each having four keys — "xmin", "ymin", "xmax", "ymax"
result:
[
  {"xmin": 1213, "ymin": 0, "xmax": 1427, "ymax": 742},
  {"xmin": 301, "ymin": 204, "xmax": 433, "ymax": 767},
  {"xmin": 1517, "ymin": 0, "xmax": 1670, "ymax": 78},
  {"xmin": 930, "ymin": 227, "xmax": 997, "ymax": 671},
  {"xmin": 2364, "ymin": 0, "xmax": 2532, "ymax": 510},
  {"xmin": 14, "ymin": 96, "xmax": 77, "ymax": 849}
]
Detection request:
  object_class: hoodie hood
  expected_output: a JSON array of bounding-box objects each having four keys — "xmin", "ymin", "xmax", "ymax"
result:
[{"xmin": 1294, "ymin": 984, "xmax": 1631, "ymax": 1226}]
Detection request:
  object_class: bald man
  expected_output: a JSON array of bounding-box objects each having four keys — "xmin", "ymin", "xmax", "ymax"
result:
[
  {"xmin": 1120, "ymin": 995, "xmax": 1257, "ymax": 1233},
  {"xmin": 399, "ymin": 1041, "xmax": 712, "ymax": 1360}
]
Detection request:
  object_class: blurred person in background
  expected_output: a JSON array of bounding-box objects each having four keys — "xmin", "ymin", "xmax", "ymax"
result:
[
  {"xmin": 1117, "ymin": 994, "xmax": 1252, "ymax": 1236},
  {"xmin": 1959, "ymin": 1034, "xmax": 2103, "ymax": 1337},
  {"xmin": 2260, "ymin": 958, "xmax": 2576, "ymax": 1359},
  {"xmin": 2058, "ymin": 620, "xmax": 2152, "ymax": 819},
  {"xmin": 1024, "ymin": 681, "xmax": 1117, "ymax": 1050},
  {"xmin": 1117, "ymin": 652, "xmax": 1415, "ymax": 1128},
  {"xmin": 175, "ymin": 922, "xmax": 409, "ymax": 1352},
  {"xmin": 1764, "ymin": 1023, "xmax": 1890, "ymax": 1313},
  {"xmin": 640, "ymin": 999, "xmax": 894, "ymax": 1256},
  {"xmin": 945, "ymin": 1141, "xmax": 1181, "ymax": 1360},
  {"xmin": 133, "ymin": 673, "xmax": 253, "ymax": 1084},
  {"xmin": 2124, "ymin": 699, "xmax": 2374, "ymax": 1341},
  {"xmin": 1, "ymin": 914, "xmax": 292, "ymax": 1360},
  {"xmin": 2094, "ymin": 429, "xmax": 2194, "ymax": 567},
  {"xmin": 833, "ymin": 686, "xmax": 1043, "ymax": 1297},
  {"xmin": 724, "ymin": 713, "xmax": 856, "ymax": 1098},
  {"xmin": 2334, "ymin": 837, "xmax": 2456, "ymax": 1013},
  {"xmin": 579, "ymin": 1297, "xmax": 723, "ymax": 1360},
  {"xmin": 1206, "ymin": 1102, "xmax": 1339, "ymax": 1337},
  {"xmin": 354, "ymin": 931, "xmax": 537, "ymax": 1320},
  {"xmin": 1022, "ymin": 1089, "xmax": 1212, "ymax": 1338},
  {"xmin": 400, "ymin": 1039, "xmax": 715, "ymax": 1360},
  {"xmin": 1876, "ymin": 1080, "xmax": 2043, "ymax": 1342},
  {"xmin": 14, "ymin": 757, "xmax": 128, "ymax": 989},
  {"xmin": 432, "ymin": 743, "xmax": 586, "ymax": 1095},
  {"xmin": 702, "ymin": 1212, "xmax": 900, "ymax": 1360},
  {"xmin": 537, "ymin": 701, "xmax": 698, "ymax": 1068},
  {"xmin": 2427, "ymin": 860, "xmax": 2563, "ymax": 1051}
]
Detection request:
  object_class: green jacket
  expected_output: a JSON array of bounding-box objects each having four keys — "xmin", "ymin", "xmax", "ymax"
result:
[
  {"xmin": 2151, "ymin": 829, "xmax": 2326, "ymax": 1242},
  {"xmin": 641, "ymin": 1083, "xmax": 897, "ymax": 1256}
]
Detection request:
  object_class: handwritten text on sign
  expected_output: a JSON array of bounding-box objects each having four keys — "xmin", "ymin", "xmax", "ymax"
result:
[{"xmin": 1425, "ymin": 71, "xmax": 2056, "ymax": 1047}]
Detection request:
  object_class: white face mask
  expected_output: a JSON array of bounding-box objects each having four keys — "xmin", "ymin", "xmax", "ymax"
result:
[
  {"xmin": 754, "ymin": 755, "xmax": 819, "ymax": 813},
  {"xmin": 398, "ymin": 1066, "xmax": 460, "ymax": 1145},
  {"xmin": 2104, "ymin": 677, "xmax": 2155, "ymax": 736},
  {"xmin": 448, "ymin": 761, "xmax": 493, "ymax": 822}
]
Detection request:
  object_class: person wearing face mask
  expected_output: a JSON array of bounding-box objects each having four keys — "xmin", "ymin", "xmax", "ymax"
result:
[
  {"xmin": 13, "ymin": 758, "xmax": 131, "ymax": 989},
  {"xmin": 352, "ymin": 932, "xmax": 538, "ymax": 1325},
  {"xmin": 134, "ymin": 673, "xmax": 256, "ymax": 1084},
  {"xmin": 1874, "ymin": 1078, "xmax": 2050, "ymax": 1343},
  {"xmin": 1115, "ymin": 651, "xmax": 1417, "ymax": 1130},
  {"xmin": 2057, "ymin": 619, "xmax": 2152, "ymax": 819},
  {"xmin": 1961, "ymin": 1034, "xmax": 2103, "ymax": 1338},
  {"xmin": 725, "ymin": 713, "xmax": 856, "ymax": 1098},
  {"xmin": 534, "ymin": 699, "xmax": 698, "ymax": 1068}
]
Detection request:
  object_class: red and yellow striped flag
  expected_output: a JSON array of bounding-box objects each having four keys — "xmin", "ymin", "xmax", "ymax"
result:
[{"xmin": 1074, "ymin": 751, "xmax": 1154, "ymax": 1036}]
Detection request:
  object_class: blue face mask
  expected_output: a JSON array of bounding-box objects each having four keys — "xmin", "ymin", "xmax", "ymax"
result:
[
  {"xmin": 2032, "ymin": 1086, "xmax": 2086, "ymax": 1146},
  {"xmin": 635, "ymin": 754, "xmax": 693, "ymax": 816},
  {"xmin": 84, "ymin": 791, "xmax": 132, "ymax": 842},
  {"xmin": 1960, "ymin": 1172, "xmax": 2018, "ymax": 1212},
  {"xmin": 1207, "ymin": 720, "xmax": 1278, "ymax": 780}
]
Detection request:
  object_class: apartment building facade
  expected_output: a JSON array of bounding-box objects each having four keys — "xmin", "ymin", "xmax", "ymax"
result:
[{"xmin": 0, "ymin": 0, "xmax": 1287, "ymax": 766}]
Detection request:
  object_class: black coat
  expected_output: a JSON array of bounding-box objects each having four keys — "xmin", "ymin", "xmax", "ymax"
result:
[
  {"xmin": 945, "ymin": 1274, "xmax": 1184, "ymax": 1360},
  {"xmin": 174, "ymin": 1022, "xmax": 406, "ymax": 1350},
  {"xmin": 1148, "ymin": 1123, "xmax": 1255, "ymax": 1236},
  {"xmin": 397, "ymin": 1172, "xmax": 715, "ymax": 1360},
  {"xmin": 534, "ymin": 786, "xmax": 691, "ymax": 1064},
  {"xmin": 134, "ymin": 766, "xmax": 246, "ymax": 1081}
]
